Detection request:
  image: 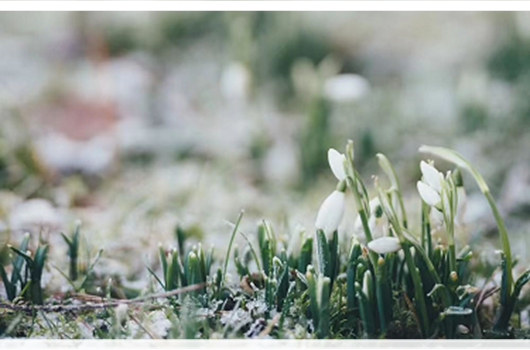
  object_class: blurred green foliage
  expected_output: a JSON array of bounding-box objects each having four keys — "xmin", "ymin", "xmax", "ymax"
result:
[
  {"xmin": 299, "ymin": 97, "xmax": 332, "ymax": 187},
  {"xmin": 488, "ymin": 35, "xmax": 530, "ymax": 82}
]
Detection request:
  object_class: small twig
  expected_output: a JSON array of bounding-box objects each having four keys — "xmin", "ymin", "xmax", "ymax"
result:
[
  {"xmin": 477, "ymin": 286, "xmax": 500, "ymax": 309},
  {"xmin": 0, "ymin": 283, "xmax": 206, "ymax": 314}
]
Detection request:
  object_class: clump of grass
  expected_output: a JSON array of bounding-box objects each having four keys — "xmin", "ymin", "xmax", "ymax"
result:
[
  {"xmin": 1, "ymin": 233, "xmax": 48, "ymax": 305},
  {"xmin": 57, "ymin": 223, "xmax": 103, "ymax": 293}
]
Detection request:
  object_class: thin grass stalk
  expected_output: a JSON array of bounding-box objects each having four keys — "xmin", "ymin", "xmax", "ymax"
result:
[{"xmin": 222, "ymin": 211, "xmax": 244, "ymax": 289}]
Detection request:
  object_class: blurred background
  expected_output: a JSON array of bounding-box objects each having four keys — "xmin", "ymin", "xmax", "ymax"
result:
[{"xmin": 1, "ymin": 12, "xmax": 530, "ymax": 291}]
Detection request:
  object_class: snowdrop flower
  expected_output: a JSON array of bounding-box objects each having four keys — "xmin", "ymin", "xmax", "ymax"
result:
[
  {"xmin": 367, "ymin": 236, "xmax": 401, "ymax": 254},
  {"xmin": 328, "ymin": 148, "xmax": 347, "ymax": 181},
  {"xmin": 315, "ymin": 189, "xmax": 345, "ymax": 237},
  {"xmin": 418, "ymin": 160, "xmax": 468, "ymax": 227},
  {"xmin": 417, "ymin": 161, "xmax": 444, "ymax": 207}
]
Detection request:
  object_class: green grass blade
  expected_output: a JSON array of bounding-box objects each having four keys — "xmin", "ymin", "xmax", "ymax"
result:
[{"xmin": 222, "ymin": 211, "xmax": 244, "ymax": 287}]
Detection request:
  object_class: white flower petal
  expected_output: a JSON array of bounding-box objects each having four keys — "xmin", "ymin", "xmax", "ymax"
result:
[
  {"xmin": 420, "ymin": 161, "xmax": 443, "ymax": 193},
  {"xmin": 328, "ymin": 148, "xmax": 347, "ymax": 181},
  {"xmin": 315, "ymin": 190, "xmax": 345, "ymax": 236},
  {"xmin": 367, "ymin": 237, "xmax": 401, "ymax": 254},
  {"xmin": 417, "ymin": 181, "xmax": 441, "ymax": 207}
]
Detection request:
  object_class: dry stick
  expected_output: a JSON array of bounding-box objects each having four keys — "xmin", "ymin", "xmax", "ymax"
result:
[
  {"xmin": 476, "ymin": 286, "xmax": 501, "ymax": 311},
  {"xmin": 475, "ymin": 265, "xmax": 502, "ymax": 313},
  {"xmin": 0, "ymin": 283, "xmax": 206, "ymax": 314},
  {"xmin": 258, "ymin": 314, "xmax": 280, "ymax": 338}
]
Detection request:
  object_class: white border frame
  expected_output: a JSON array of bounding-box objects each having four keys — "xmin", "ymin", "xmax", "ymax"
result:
[{"xmin": 1, "ymin": 2, "xmax": 529, "ymax": 349}]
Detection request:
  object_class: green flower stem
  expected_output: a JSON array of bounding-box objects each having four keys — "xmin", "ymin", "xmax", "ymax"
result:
[
  {"xmin": 484, "ymin": 190, "xmax": 513, "ymax": 296},
  {"xmin": 442, "ymin": 182, "xmax": 457, "ymax": 277},
  {"xmin": 421, "ymin": 202, "xmax": 432, "ymax": 258}
]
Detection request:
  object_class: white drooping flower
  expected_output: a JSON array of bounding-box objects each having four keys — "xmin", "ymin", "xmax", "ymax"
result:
[
  {"xmin": 417, "ymin": 161, "xmax": 444, "ymax": 207},
  {"xmin": 328, "ymin": 148, "xmax": 347, "ymax": 181},
  {"xmin": 418, "ymin": 160, "xmax": 468, "ymax": 227},
  {"xmin": 367, "ymin": 236, "xmax": 402, "ymax": 254},
  {"xmin": 315, "ymin": 190, "xmax": 345, "ymax": 236}
]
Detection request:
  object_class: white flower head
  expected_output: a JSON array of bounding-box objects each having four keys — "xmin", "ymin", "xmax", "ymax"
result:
[
  {"xmin": 367, "ymin": 236, "xmax": 401, "ymax": 254},
  {"xmin": 417, "ymin": 181, "xmax": 441, "ymax": 207},
  {"xmin": 315, "ymin": 190, "xmax": 345, "ymax": 236},
  {"xmin": 328, "ymin": 148, "xmax": 347, "ymax": 181},
  {"xmin": 420, "ymin": 161, "xmax": 443, "ymax": 192}
]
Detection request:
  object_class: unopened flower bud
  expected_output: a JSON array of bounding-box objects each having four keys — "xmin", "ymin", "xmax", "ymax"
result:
[{"xmin": 450, "ymin": 271, "xmax": 458, "ymax": 282}]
